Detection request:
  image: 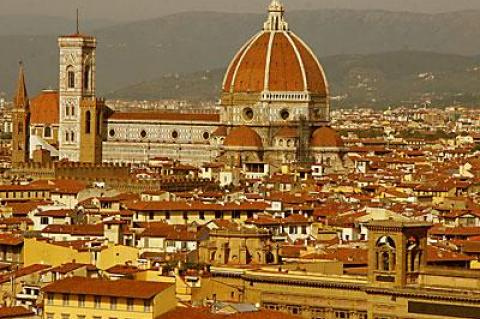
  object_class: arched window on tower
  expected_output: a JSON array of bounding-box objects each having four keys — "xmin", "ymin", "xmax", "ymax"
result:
[
  {"xmin": 85, "ymin": 111, "xmax": 91, "ymax": 134},
  {"xmin": 67, "ymin": 65, "xmax": 75, "ymax": 89},
  {"xmin": 70, "ymin": 131, "xmax": 75, "ymax": 143},
  {"xmin": 375, "ymin": 236, "xmax": 396, "ymax": 272},
  {"xmin": 84, "ymin": 65, "xmax": 91, "ymax": 90}
]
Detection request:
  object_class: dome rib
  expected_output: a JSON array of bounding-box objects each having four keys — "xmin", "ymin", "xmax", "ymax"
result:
[
  {"xmin": 285, "ymin": 32, "xmax": 308, "ymax": 91},
  {"xmin": 231, "ymin": 32, "xmax": 269, "ymax": 93}
]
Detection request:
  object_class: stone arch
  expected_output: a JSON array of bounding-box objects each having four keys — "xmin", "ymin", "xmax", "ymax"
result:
[{"xmin": 376, "ymin": 236, "xmax": 396, "ymax": 272}]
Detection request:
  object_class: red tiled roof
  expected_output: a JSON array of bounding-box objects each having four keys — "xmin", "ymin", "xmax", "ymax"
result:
[
  {"xmin": 42, "ymin": 277, "xmax": 173, "ymax": 299},
  {"xmin": 158, "ymin": 307, "xmax": 299, "ymax": 319},
  {"xmin": 30, "ymin": 90, "xmax": 59, "ymax": 125},
  {"xmin": 224, "ymin": 126, "xmax": 263, "ymax": 148},
  {"xmin": 41, "ymin": 224, "xmax": 104, "ymax": 236},
  {"xmin": 0, "ymin": 306, "xmax": 34, "ymax": 318},
  {"xmin": 311, "ymin": 127, "xmax": 344, "ymax": 148},
  {"xmin": 0, "ymin": 264, "xmax": 51, "ymax": 284},
  {"xmin": 127, "ymin": 201, "xmax": 268, "ymax": 212}
]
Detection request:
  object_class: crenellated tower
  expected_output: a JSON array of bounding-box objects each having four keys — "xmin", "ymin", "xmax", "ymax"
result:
[{"xmin": 11, "ymin": 62, "xmax": 31, "ymax": 166}]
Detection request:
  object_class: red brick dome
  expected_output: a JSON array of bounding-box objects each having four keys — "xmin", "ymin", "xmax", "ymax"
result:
[
  {"xmin": 222, "ymin": 2, "xmax": 328, "ymax": 97},
  {"xmin": 311, "ymin": 127, "xmax": 344, "ymax": 148},
  {"xmin": 224, "ymin": 126, "xmax": 263, "ymax": 148}
]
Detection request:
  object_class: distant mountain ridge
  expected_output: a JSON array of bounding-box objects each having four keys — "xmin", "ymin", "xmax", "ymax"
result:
[
  {"xmin": 109, "ymin": 51, "xmax": 480, "ymax": 107},
  {"xmin": 2, "ymin": 9, "xmax": 480, "ymax": 107}
]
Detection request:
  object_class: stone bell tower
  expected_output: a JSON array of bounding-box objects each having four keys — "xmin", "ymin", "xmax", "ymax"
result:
[
  {"xmin": 366, "ymin": 220, "xmax": 431, "ymax": 288},
  {"xmin": 11, "ymin": 62, "xmax": 30, "ymax": 166},
  {"xmin": 58, "ymin": 18, "xmax": 97, "ymax": 162}
]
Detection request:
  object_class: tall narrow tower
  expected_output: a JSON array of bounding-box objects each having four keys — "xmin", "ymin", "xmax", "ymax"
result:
[
  {"xmin": 58, "ymin": 27, "xmax": 96, "ymax": 161},
  {"xmin": 11, "ymin": 62, "xmax": 31, "ymax": 166}
]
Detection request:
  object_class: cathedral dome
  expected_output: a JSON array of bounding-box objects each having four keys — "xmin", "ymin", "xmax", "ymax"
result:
[
  {"xmin": 311, "ymin": 127, "xmax": 344, "ymax": 148},
  {"xmin": 224, "ymin": 126, "xmax": 263, "ymax": 148},
  {"xmin": 222, "ymin": 1, "xmax": 328, "ymax": 97}
]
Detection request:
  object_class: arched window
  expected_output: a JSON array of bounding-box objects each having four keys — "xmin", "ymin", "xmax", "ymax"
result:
[
  {"xmin": 84, "ymin": 65, "xmax": 91, "ymax": 90},
  {"xmin": 65, "ymin": 131, "xmax": 69, "ymax": 142},
  {"xmin": 67, "ymin": 66, "xmax": 75, "ymax": 89},
  {"xmin": 85, "ymin": 111, "xmax": 91, "ymax": 134},
  {"xmin": 376, "ymin": 236, "xmax": 396, "ymax": 272},
  {"xmin": 70, "ymin": 131, "xmax": 75, "ymax": 143}
]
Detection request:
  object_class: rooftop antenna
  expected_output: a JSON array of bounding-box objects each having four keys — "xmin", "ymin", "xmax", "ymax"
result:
[{"xmin": 76, "ymin": 8, "xmax": 79, "ymax": 34}]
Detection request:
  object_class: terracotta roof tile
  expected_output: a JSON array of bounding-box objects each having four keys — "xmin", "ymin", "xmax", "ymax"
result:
[{"xmin": 42, "ymin": 277, "xmax": 172, "ymax": 299}]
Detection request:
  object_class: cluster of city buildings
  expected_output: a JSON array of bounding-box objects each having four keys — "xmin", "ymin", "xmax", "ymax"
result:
[{"xmin": 0, "ymin": 1, "xmax": 479, "ymax": 319}]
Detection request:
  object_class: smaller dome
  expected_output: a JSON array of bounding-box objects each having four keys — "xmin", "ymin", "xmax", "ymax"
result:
[
  {"xmin": 224, "ymin": 126, "xmax": 263, "ymax": 148},
  {"xmin": 311, "ymin": 127, "xmax": 344, "ymax": 148}
]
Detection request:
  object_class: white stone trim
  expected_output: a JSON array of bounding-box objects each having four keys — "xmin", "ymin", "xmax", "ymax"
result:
[
  {"xmin": 229, "ymin": 31, "xmax": 266, "ymax": 93},
  {"xmin": 285, "ymin": 32, "xmax": 308, "ymax": 92},
  {"xmin": 290, "ymin": 32, "xmax": 330, "ymax": 98},
  {"xmin": 263, "ymin": 32, "xmax": 276, "ymax": 91}
]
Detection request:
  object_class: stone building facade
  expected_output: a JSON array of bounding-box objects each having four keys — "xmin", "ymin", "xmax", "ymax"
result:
[
  {"xmin": 12, "ymin": 1, "xmax": 346, "ymax": 171},
  {"xmin": 203, "ymin": 221, "xmax": 480, "ymax": 319}
]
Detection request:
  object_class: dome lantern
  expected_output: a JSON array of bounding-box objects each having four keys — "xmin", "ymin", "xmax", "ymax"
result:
[{"xmin": 264, "ymin": 0, "xmax": 288, "ymax": 31}]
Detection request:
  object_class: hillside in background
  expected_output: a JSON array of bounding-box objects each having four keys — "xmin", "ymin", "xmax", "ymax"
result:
[
  {"xmin": 2, "ymin": 10, "xmax": 480, "ymax": 107},
  {"xmin": 109, "ymin": 51, "xmax": 480, "ymax": 108}
]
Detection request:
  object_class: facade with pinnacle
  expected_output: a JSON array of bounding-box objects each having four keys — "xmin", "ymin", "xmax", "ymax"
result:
[{"xmin": 12, "ymin": 1, "xmax": 346, "ymax": 172}]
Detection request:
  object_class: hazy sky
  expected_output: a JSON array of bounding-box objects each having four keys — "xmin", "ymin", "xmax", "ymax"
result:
[{"xmin": 2, "ymin": 0, "xmax": 480, "ymax": 21}]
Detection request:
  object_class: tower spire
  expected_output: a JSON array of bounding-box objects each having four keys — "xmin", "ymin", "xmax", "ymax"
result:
[
  {"xmin": 76, "ymin": 8, "xmax": 79, "ymax": 34},
  {"xmin": 264, "ymin": 0, "xmax": 288, "ymax": 31},
  {"xmin": 14, "ymin": 61, "xmax": 28, "ymax": 109}
]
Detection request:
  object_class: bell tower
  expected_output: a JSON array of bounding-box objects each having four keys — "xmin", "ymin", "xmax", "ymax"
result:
[
  {"xmin": 58, "ymin": 20, "xmax": 96, "ymax": 162},
  {"xmin": 79, "ymin": 97, "xmax": 104, "ymax": 163},
  {"xmin": 366, "ymin": 220, "xmax": 431, "ymax": 288},
  {"xmin": 11, "ymin": 62, "xmax": 30, "ymax": 166}
]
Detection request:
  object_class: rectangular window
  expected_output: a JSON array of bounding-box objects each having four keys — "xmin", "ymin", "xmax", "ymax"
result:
[
  {"xmin": 94, "ymin": 296, "xmax": 101, "ymax": 308},
  {"xmin": 183, "ymin": 212, "xmax": 188, "ymax": 220},
  {"xmin": 47, "ymin": 293, "xmax": 54, "ymax": 305},
  {"xmin": 165, "ymin": 212, "xmax": 170, "ymax": 220},
  {"xmin": 78, "ymin": 295, "xmax": 85, "ymax": 307},
  {"xmin": 68, "ymin": 71, "xmax": 75, "ymax": 89},
  {"xmin": 62, "ymin": 294, "xmax": 69, "ymax": 306},
  {"xmin": 127, "ymin": 298, "xmax": 134, "ymax": 311},
  {"xmin": 61, "ymin": 314, "xmax": 70, "ymax": 319},
  {"xmin": 110, "ymin": 297, "xmax": 117, "ymax": 310},
  {"xmin": 144, "ymin": 300, "xmax": 151, "ymax": 312},
  {"xmin": 199, "ymin": 211, "xmax": 205, "ymax": 220}
]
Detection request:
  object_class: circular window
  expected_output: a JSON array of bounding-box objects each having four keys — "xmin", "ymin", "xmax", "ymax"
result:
[
  {"xmin": 203, "ymin": 132, "xmax": 210, "ymax": 140},
  {"xmin": 172, "ymin": 131, "xmax": 179, "ymax": 139},
  {"xmin": 109, "ymin": 129, "xmax": 115, "ymax": 137},
  {"xmin": 280, "ymin": 109, "xmax": 290, "ymax": 120},
  {"xmin": 140, "ymin": 130, "xmax": 147, "ymax": 138},
  {"xmin": 243, "ymin": 107, "xmax": 254, "ymax": 121}
]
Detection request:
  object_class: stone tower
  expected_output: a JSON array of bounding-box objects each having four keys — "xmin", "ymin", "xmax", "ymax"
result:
[
  {"xmin": 79, "ymin": 97, "xmax": 104, "ymax": 163},
  {"xmin": 58, "ymin": 30, "xmax": 96, "ymax": 161},
  {"xmin": 11, "ymin": 62, "xmax": 30, "ymax": 166},
  {"xmin": 366, "ymin": 220, "xmax": 431, "ymax": 288}
]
